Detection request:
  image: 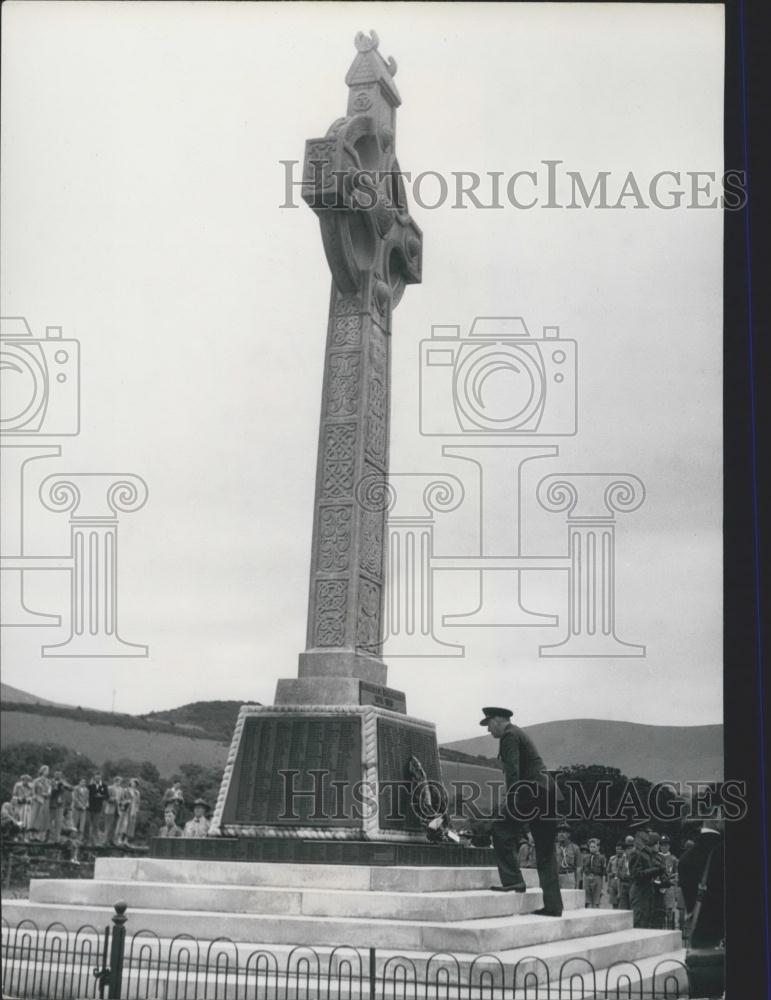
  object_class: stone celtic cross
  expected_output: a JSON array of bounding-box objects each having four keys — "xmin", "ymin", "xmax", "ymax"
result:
[{"xmin": 277, "ymin": 31, "xmax": 422, "ymax": 707}]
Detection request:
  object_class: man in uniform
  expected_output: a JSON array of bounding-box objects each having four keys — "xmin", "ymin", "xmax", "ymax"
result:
[
  {"xmin": 183, "ymin": 798, "xmax": 211, "ymax": 838},
  {"xmin": 654, "ymin": 834, "xmax": 678, "ymax": 929},
  {"xmin": 618, "ymin": 835, "xmax": 635, "ymax": 909},
  {"xmin": 555, "ymin": 822, "xmax": 582, "ymax": 889},
  {"xmin": 628, "ymin": 819, "xmax": 666, "ymax": 928},
  {"xmin": 606, "ymin": 842, "xmax": 624, "ymax": 908},
  {"xmin": 479, "ymin": 707, "xmax": 563, "ymax": 916},
  {"xmin": 582, "ymin": 837, "xmax": 606, "ymax": 908}
]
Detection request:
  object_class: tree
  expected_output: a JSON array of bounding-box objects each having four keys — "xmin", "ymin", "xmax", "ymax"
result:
[
  {"xmin": 556, "ymin": 763, "xmax": 683, "ymax": 853},
  {"xmin": 0, "ymin": 742, "xmax": 97, "ymax": 804},
  {"xmin": 169, "ymin": 763, "xmax": 223, "ymax": 822}
]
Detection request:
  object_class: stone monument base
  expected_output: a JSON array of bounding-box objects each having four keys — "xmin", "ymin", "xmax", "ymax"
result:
[
  {"xmin": 149, "ymin": 836, "xmax": 495, "ymax": 867},
  {"xmin": 209, "ymin": 704, "xmax": 443, "ymax": 842}
]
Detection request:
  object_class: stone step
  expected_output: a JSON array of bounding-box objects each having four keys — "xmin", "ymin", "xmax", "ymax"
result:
[
  {"xmin": 28, "ymin": 878, "xmax": 584, "ymax": 922},
  {"xmin": 0, "ymin": 899, "xmax": 633, "ymax": 952},
  {"xmin": 0, "ymin": 922, "xmax": 685, "ymax": 996},
  {"xmin": 93, "ymin": 857, "xmax": 515, "ymax": 892}
]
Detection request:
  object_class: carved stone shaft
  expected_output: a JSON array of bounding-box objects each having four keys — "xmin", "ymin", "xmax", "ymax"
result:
[{"xmin": 290, "ymin": 31, "xmax": 422, "ymax": 693}]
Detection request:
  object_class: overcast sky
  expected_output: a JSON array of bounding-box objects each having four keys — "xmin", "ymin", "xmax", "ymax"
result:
[{"xmin": 1, "ymin": 2, "xmax": 723, "ymax": 743}]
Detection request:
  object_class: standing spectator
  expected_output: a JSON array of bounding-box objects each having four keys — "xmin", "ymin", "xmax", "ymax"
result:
[
  {"xmin": 72, "ymin": 778, "xmax": 90, "ymax": 840},
  {"xmin": 628, "ymin": 820, "xmax": 666, "ymax": 928},
  {"xmin": 158, "ymin": 808, "xmax": 183, "ymax": 838},
  {"xmin": 518, "ymin": 832, "xmax": 537, "ymax": 868},
  {"xmin": 29, "ymin": 765, "xmax": 52, "ymax": 841},
  {"xmin": 606, "ymin": 842, "xmax": 625, "ymax": 908},
  {"xmin": 618, "ymin": 835, "xmax": 635, "ymax": 909},
  {"xmin": 113, "ymin": 778, "xmax": 132, "ymax": 845},
  {"xmin": 578, "ymin": 843, "xmax": 589, "ymax": 889},
  {"xmin": 654, "ymin": 834, "xmax": 679, "ymax": 929},
  {"xmin": 88, "ymin": 772, "xmax": 109, "ymax": 845},
  {"xmin": 126, "ymin": 779, "xmax": 141, "ymax": 843},
  {"xmin": 183, "ymin": 799, "xmax": 210, "ymax": 838},
  {"xmin": 48, "ymin": 771, "xmax": 72, "ymax": 843},
  {"xmin": 582, "ymin": 838, "xmax": 606, "ymax": 908},
  {"xmin": 11, "ymin": 774, "xmax": 33, "ymax": 839},
  {"xmin": 161, "ymin": 781, "xmax": 185, "ymax": 820},
  {"xmin": 104, "ymin": 775, "xmax": 123, "ymax": 845},
  {"xmin": 61, "ymin": 775, "xmax": 75, "ymax": 833},
  {"xmin": 554, "ymin": 823, "xmax": 582, "ymax": 889}
]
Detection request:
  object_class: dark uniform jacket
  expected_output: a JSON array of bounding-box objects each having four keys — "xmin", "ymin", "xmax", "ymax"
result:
[
  {"xmin": 498, "ymin": 724, "xmax": 562, "ymax": 806},
  {"xmin": 628, "ymin": 840, "xmax": 664, "ymax": 885},
  {"xmin": 583, "ymin": 852, "xmax": 607, "ymax": 877},
  {"xmin": 556, "ymin": 841, "xmax": 582, "ymax": 874}
]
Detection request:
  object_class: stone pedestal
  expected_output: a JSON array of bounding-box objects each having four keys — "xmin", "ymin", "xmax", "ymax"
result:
[{"xmin": 209, "ymin": 704, "xmax": 441, "ymax": 843}]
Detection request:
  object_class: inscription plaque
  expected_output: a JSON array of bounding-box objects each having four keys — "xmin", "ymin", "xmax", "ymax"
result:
[
  {"xmin": 376, "ymin": 717, "xmax": 443, "ymax": 831},
  {"xmin": 359, "ymin": 681, "xmax": 407, "ymax": 713},
  {"xmin": 221, "ymin": 714, "xmax": 363, "ymax": 827}
]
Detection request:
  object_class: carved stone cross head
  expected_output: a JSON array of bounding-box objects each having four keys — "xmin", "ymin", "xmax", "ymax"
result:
[{"xmin": 301, "ymin": 31, "xmax": 422, "ymax": 314}]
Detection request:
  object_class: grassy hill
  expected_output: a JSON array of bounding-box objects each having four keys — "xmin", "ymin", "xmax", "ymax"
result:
[
  {"xmin": 0, "ymin": 687, "xmax": 254, "ymax": 778},
  {"xmin": 1, "ymin": 686, "xmax": 722, "ymax": 785},
  {"xmin": 0, "ymin": 682, "xmax": 65, "ymax": 708},
  {"xmin": 445, "ymin": 719, "xmax": 724, "ymax": 785}
]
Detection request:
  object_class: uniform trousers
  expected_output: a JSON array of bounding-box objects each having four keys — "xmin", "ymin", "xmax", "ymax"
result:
[
  {"xmin": 584, "ymin": 874, "xmax": 603, "ymax": 907},
  {"xmin": 492, "ymin": 814, "xmax": 563, "ymax": 915},
  {"xmin": 630, "ymin": 881, "xmax": 656, "ymax": 928}
]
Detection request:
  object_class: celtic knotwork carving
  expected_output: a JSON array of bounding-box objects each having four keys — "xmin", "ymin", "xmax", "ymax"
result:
[
  {"xmin": 365, "ymin": 332, "xmax": 387, "ymax": 465},
  {"xmin": 355, "ymin": 467, "xmax": 396, "ymax": 513},
  {"xmin": 333, "ymin": 314, "xmax": 362, "ymax": 347},
  {"xmin": 335, "ymin": 295, "xmax": 359, "ymax": 316},
  {"xmin": 352, "ymin": 91, "xmax": 373, "ymax": 112},
  {"xmin": 315, "ymin": 580, "xmax": 348, "ymax": 647},
  {"xmin": 360, "ymin": 509, "xmax": 384, "ymax": 579},
  {"xmin": 356, "ymin": 578, "xmax": 381, "ymax": 653},
  {"xmin": 321, "ymin": 424, "xmax": 356, "ymax": 499},
  {"xmin": 304, "ymin": 139, "xmax": 338, "ymax": 191},
  {"xmin": 318, "ymin": 507, "xmax": 353, "ymax": 572},
  {"xmin": 327, "ymin": 352, "xmax": 361, "ymax": 417}
]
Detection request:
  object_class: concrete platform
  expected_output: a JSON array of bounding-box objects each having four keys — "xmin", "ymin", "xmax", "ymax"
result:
[
  {"xmin": 1, "ymin": 858, "xmax": 685, "ymax": 997},
  {"xmin": 92, "ymin": 856, "xmax": 517, "ymax": 892},
  {"xmin": 28, "ymin": 879, "xmax": 586, "ymax": 922},
  {"xmin": 4, "ymin": 897, "xmax": 617, "ymax": 952}
]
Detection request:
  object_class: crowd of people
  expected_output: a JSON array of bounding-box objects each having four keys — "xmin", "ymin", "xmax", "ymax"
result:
[
  {"xmin": 1, "ymin": 766, "xmax": 143, "ymax": 847},
  {"xmin": 157, "ymin": 782, "xmax": 211, "ymax": 839},
  {"xmin": 1, "ymin": 767, "xmax": 215, "ymax": 848},
  {"xmin": 550, "ymin": 820, "xmax": 686, "ymax": 929}
]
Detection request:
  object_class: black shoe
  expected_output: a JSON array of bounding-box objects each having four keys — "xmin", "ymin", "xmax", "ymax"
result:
[
  {"xmin": 533, "ymin": 908, "xmax": 563, "ymax": 917},
  {"xmin": 490, "ymin": 883, "xmax": 527, "ymax": 892}
]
